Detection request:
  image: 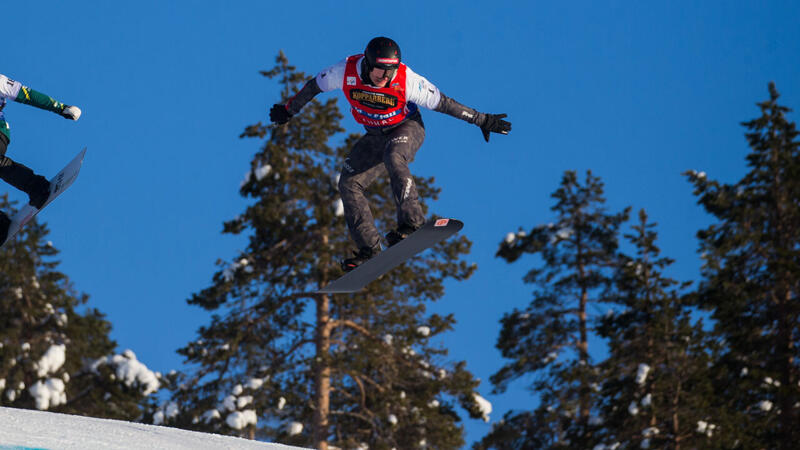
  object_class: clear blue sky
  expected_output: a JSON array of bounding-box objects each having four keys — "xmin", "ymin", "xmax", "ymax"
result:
[{"xmin": 5, "ymin": 1, "xmax": 799, "ymax": 446}]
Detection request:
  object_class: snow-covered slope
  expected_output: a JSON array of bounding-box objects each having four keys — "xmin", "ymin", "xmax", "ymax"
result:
[{"xmin": 0, "ymin": 407, "xmax": 305, "ymax": 450}]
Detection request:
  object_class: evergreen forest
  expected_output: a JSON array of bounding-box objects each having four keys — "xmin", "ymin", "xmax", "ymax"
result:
[{"xmin": 1, "ymin": 54, "xmax": 798, "ymax": 450}]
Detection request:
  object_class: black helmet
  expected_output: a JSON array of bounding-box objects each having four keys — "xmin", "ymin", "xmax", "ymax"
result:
[{"xmin": 364, "ymin": 37, "xmax": 401, "ymax": 71}]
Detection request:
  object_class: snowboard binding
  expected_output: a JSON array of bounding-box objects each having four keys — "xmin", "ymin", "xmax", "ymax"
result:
[
  {"xmin": 385, "ymin": 223, "xmax": 420, "ymax": 247},
  {"xmin": 341, "ymin": 246, "xmax": 379, "ymax": 272}
]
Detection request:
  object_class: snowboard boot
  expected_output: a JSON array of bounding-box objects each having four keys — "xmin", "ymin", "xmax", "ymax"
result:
[
  {"xmin": 341, "ymin": 246, "xmax": 379, "ymax": 272},
  {"xmin": 25, "ymin": 175, "xmax": 51, "ymax": 209},
  {"xmin": 385, "ymin": 223, "xmax": 420, "ymax": 247},
  {"xmin": 0, "ymin": 155, "xmax": 51, "ymax": 209},
  {"xmin": 0, "ymin": 212, "xmax": 10, "ymax": 244}
]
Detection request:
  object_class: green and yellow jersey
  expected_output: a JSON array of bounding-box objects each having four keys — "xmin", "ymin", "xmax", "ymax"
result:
[{"xmin": 1, "ymin": 73, "xmax": 67, "ymax": 141}]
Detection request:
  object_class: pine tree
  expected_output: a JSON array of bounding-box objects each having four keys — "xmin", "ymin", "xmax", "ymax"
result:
[
  {"xmin": 169, "ymin": 52, "xmax": 487, "ymax": 449},
  {"xmin": 0, "ymin": 195, "xmax": 160, "ymax": 420},
  {"xmin": 685, "ymin": 82, "xmax": 800, "ymax": 448},
  {"xmin": 593, "ymin": 209, "xmax": 716, "ymax": 449},
  {"xmin": 478, "ymin": 170, "xmax": 629, "ymax": 448}
]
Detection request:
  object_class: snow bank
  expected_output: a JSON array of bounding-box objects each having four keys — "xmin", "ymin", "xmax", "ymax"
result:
[{"xmin": 0, "ymin": 407, "xmax": 305, "ymax": 449}]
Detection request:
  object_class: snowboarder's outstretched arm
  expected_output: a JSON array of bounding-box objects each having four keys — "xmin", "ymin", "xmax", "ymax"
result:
[
  {"xmin": 0, "ymin": 74, "xmax": 81, "ymax": 121},
  {"xmin": 401, "ymin": 66, "xmax": 511, "ymax": 142},
  {"xmin": 433, "ymin": 94, "xmax": 511, "ymax": 142},
  {"xmin": 269, "ymin": 58, "xmax": 345, "ymax": 124},
  {"xmin": 268, "ymin": 78, "xmax": 323, "ymax": 124}
]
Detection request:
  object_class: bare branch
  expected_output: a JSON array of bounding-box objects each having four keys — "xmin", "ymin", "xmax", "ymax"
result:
[{"xmin": 329, "ymin": 319, "xmax": 377, "ymax": 341}]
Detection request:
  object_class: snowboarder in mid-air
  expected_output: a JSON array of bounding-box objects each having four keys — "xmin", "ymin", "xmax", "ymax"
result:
[
  {"xmin": 269, "ymin": 37, "xmax": 511, "ymax": 271},
  {"xmin": 0, "ymin": 73, "xmax": 81, "ymax": 239}
]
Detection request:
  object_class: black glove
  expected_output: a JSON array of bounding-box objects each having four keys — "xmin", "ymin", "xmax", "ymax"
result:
[
  {"xmin": 269, "ymin": 103, "xmax": 292, "ymax": 125},
  {"xmin": 480, "ymin": 113, "xmax": 511, "ymax": 142}
]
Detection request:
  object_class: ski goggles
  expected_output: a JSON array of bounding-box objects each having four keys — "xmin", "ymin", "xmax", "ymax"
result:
[{"xmin": 370, "ymin": 65, "xmax": 397, "ymax": 80}]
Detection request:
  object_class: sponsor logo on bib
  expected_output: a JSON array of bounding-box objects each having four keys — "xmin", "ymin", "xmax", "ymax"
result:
[{"xmin": 349, "ymin": 89, "xmax": 398, "ymax": 110}]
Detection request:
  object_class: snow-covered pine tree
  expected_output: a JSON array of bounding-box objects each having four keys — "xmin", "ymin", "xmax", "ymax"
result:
[
  {"xmin": 593, "ymin": 209, "xmax": 716, "ymax": 449},
  {"xmin": 685, "ymin": 82, "xmax": 800, "ymax": 449},
  {"xmin": 0, "ymin": 195, "xmax": 162, "ymax": 420},
  {"xmin": 478, "ymin": 171, "xmax": 629, "ymax": 448},
  {"xmin": 170, "ymin": 52, "xmax": 487, "ymax": 449}
]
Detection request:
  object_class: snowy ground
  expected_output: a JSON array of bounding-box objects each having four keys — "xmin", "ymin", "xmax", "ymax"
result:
[{"xmin": 0, "ymin": 407, "xmax": 305, "ymax": 450}]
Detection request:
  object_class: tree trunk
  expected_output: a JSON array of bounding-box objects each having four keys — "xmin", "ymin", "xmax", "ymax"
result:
[{"xmin": 314, "ymin": 292, "xmax": 331, "ymax": 450}]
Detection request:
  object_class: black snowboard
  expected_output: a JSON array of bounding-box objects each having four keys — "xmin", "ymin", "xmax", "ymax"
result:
[{"xmin": 318, "ymin": 218, "xmax": 464, "ymax": 294}]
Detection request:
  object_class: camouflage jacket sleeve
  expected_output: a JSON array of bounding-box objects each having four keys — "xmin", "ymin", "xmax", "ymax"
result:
[
  {"xmin": 402, "ymin": 66, "xmax": 487, "ymax": 127},
  {"xmin": 434, "ymin": 93, "xmax": 486, "ymax": 127}
]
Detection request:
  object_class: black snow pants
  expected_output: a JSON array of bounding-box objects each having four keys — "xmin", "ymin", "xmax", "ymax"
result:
[
  {"xmin": 0, "ymin": 133, "xmax": 42, "ymax": 198},
  {"xmin": 338, "ymin": 115, "xmax": 427, "ymax": 252}
]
